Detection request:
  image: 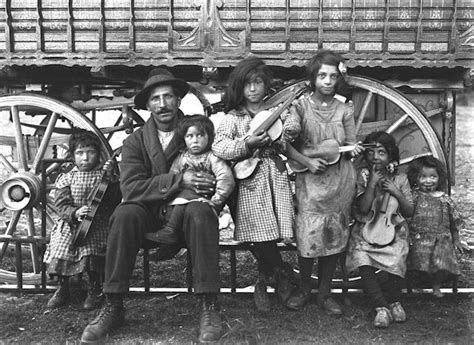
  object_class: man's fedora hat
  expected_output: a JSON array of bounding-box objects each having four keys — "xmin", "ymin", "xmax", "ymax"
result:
[{"xmin": 134, "ymin": 68, "xmax": 190, "ymax": 110}]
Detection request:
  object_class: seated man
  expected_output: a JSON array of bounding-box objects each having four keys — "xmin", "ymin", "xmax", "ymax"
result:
[{"xmin": 81, "ymin": 68, "xmax": 223, "ymax": 343}]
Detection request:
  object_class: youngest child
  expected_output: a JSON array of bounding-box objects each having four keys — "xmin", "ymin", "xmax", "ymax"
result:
[
  {"xmin": 407, "ymin": 156, "xmax": 463, "ymax": 297},
  {"xmin": 147, "ymin": 115, "xmax": 235, "ymax": 244}
]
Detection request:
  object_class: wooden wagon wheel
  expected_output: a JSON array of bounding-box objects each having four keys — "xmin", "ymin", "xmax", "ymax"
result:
[
  {"xmin": 0, "ymin": 93, "xmax": 115, "ymax": 285},
  {"xmin": 267, "ymin": 75, "xmax": 447, "ymax": 169},
  {"xmin": 266, "ymin": 74, "xmax": 447, "ymax": 289}
]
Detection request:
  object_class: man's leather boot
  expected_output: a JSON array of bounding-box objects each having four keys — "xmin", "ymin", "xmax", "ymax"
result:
[
  {"xmin": 83, "ymin": 272, "xmax": 105, "ymax": 310},
  {"xmin": 47, "ymin": 276, "xmax": 70, "ymax": 308},
  {"xmin": 198, "ymin": 293, "xmax": 222, "ymax": 343},
  {"xmin": 80, "ymin": 293, "xmax": 125, "ymax": 344},
  {"xmin": 253, "ymin": 272, "xmax": 271, "ymax": 313},
  {"xmin": 275, "ymin": 263, "xmax": 295, "ymax": 304}
]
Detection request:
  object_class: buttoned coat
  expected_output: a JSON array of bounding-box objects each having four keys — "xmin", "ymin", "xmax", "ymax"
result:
[{"xmin": 119, "ymin": 112, "xmax": 186, "ymax": 221}]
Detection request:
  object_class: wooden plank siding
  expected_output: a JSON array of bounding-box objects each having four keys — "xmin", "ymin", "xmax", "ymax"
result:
[{"xmin": 0, "ymin": 0, "xmax": 472, "ymax": 68}]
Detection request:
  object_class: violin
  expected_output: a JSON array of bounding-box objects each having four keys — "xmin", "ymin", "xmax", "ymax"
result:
[
  {"xmin": 361, "ymin": 191, "xmax": 399, "ymax": 246},
  {"xmin": 287, "ymin": 140, "xmax": 376, "ymax": 173},
  {"xmin": 232, "ymin": 85, "xmax": 308, "ymax": 180},
  {"xmin": 73, "ymin": 150, "xmax": 120, "ymax": 247}
]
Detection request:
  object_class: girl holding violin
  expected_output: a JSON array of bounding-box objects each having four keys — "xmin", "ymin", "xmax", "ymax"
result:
[
  {"xmin": 213, "ymin": 57, "xmax": 299, "ymax": 313},
  {"xmin": 285, "ymin": 50, "xmax": 362, "ymax": 315},
  {"xmin": 346, "ymin": 131, "xmax": 414, "ymax": 328},
  {"xmin": 44, "ymin": 130, "xmax": 121, "ymax": 310}
]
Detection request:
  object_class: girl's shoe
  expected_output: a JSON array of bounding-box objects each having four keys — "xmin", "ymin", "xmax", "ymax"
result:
[
  {"xmin": 286, "ymin": 286, "xmax": 311, "ymax": 311},
  {"xmin": 389, "ymin": 301, "xmax": 406, "ymax": 322},
  {"xmin": 83, "ymin": 289, "xmax": 105, "ymax": 310},
  {"xmin": 47, "ymin": 276, "xmax": 70, "ymax": 308},
  {"xmin": 374, "ymin": 307, "xmax": 392, "ymax": 328},
  {"xmin": 317, "ymin": 296, "xmax": 342, "ymax": 315},
  {"xmin": 47, "ymin": 285, "xmax": 70, "ymax": 308},
  {"xmin": 253, "ymin": 276, "xmax": 271, "ymax": 313}
]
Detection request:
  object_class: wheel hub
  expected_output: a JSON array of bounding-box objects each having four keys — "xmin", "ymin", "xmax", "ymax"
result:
[{"xmin": 0, "ymin": 172, "xmax": 42, "ymax": 210}]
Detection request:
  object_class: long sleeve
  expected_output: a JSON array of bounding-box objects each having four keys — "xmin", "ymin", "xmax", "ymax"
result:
[
  {"xmin": 208, "ymin": 154, "xmax": 235, "ymax": 206},
  {"xmin": 280, "ymin": 106, "xmax": 301, "ymax": 145},
  {"xmin": 212, "ymin": 113, "xmax": 251, "ymax": 161},
  {"xmin": 54, "ymin": 173, "xmax": 78, "ymax": 223}
]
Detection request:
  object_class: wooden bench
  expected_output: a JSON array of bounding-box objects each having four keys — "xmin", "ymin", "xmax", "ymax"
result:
[{"xmin": 142, "ymin": 241, "xmax": 459, "ymax": 295}]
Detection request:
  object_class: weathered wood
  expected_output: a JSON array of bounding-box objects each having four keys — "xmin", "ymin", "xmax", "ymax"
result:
[{"xmin": 0, "ymin": 0, "xmax": 472, "ymax": 68}]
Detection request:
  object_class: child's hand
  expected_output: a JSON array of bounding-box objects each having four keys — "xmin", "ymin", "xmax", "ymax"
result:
[
  {"xmin": 246, "ymin": 130, "xmax": 271, "ymax": 149},
  {"xmin": 368, "ymin": 167, "xmax": 383, "ymax": 188},
  {"xmin": 350, "ymin": 142, "xmax": 365, "ymax": 158},
  {"xmin": 103, "ymin": 159, "xmax": 118, "ymax": 181},
  {"xmin": 381, "ymin": 178, "xmax": 400, "ymax": 197},
  {"xmin": 308, "ymin": 158, "xmax": 328, "ymax": 174},
  {"xmin": 75, "ymin": 205, "xmax": 91, "ymax": 221},
  {"xmin": 453, "ymin": 239, "xmax": 469, "ymax": 254}
]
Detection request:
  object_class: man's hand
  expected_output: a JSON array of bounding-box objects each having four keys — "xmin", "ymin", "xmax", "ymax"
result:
[{"xmin": 182, "ymin": 171, "xmax": 216, "ymax": 196}]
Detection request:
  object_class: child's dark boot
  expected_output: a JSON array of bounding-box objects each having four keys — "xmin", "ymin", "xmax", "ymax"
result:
[
  {"xmin": 254, "ymin": 272, "xmax": 271, "ymax": 313},
  {"xmin": 145, "ymin": 225, "xmax": 179, "ymax": 244},
  {"xmin": 83, "ymin": 271, "xmax": 105, "ymax": 310},
  {"xmin": 274, "ymin": 262, "xmax": 295, "ymax": 304},
  {"xmin": 317, "ymin": 295, "xmax": 342, "ymax": 315},
  {"xmin": 286, "ymin": 284, "xmax": 311, "ymax": 310},
  {"xmin": 47, "ymin": 275, "xmax": 70, "ymax": 308}
]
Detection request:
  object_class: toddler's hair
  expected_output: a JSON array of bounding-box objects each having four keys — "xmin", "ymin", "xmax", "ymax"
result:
[
  {"xmin": 306, "ymin": 49, "xmax": 346, "ymax": 94},
  {"xmin": 69, "ymin": 129, "xmax": 102, "ymax": 156},
  {"xmin": 407, "ymin": 155, "xmax": 447, "ymax": 191},
  {"xmin": 178, "ymin": 114, "xmax": 215, "ymax": 152},
  {"xmin": 223, "ymin": 56, "xmax": 272, "ymax": 112},
  {"xmin": 363, "ymin": 131, "xmax": 400, "ymax": 164}
]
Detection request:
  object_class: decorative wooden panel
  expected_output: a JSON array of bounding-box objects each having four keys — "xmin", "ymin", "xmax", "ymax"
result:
[{"xmin": 0, "ymin": 0, "xmax": 472, "ymax": 68}]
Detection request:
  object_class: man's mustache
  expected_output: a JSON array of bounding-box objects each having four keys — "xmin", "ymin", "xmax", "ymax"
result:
[{"xmin": 156, "ymin": 108, "xmax": 172, "ymax": 114}]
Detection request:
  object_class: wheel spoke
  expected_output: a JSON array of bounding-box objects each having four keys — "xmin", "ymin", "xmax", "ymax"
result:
[
  {"xmin": 30, "ymin": 112, "xmax": 59, "ymax": 174},
  {"xmin": 0, "ymin": 153, "xmax": 17, "ymax": 173},
  {"xmin": 386, "ymin": 114, "xmax": 410, "ymax": 134},
  {"xmin": 354, "ymin": 91, "xmax": 374, "ymax": 135},
  {"xmin": 0, "ymin": 210, "xmax": 21, "ymax": 260},
  {"xmin": 11, "ymin": 106, "xmax": 28, "ymax": 172},
  {"xmin": 25, "ymin": 209, "xmax": 40, "ymax": 273}
]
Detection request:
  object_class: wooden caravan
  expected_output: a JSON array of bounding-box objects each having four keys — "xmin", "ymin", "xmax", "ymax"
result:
[{"xmin": 0, "ymin": 0, "xmax": 473, "ymax": 288}]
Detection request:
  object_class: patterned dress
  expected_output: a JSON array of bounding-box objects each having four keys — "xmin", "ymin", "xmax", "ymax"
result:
[
  {"xmin": 407, "ymin": 191, "xmax": 461, "ymax": 275},
  {"xmin": 44, "ymin": 167, "xmax": 118, "ymax": 276},
  {"xmin": 212, "ymin": 106, "xmax": 300, "ymax": 242},
  {"xmin": 346, "ymin": 169, "xmax": 413, "ymax": 278},
  {"xmin": 291, "ymin": 95, "xmax": 357, "ymax": 257}
]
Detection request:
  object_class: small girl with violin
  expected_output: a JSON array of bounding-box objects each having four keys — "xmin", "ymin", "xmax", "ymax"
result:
[
  {"xmin": 44, "ymin": 129, "xmax": 121, "ymax": 310},
  {"xmin": 407, "ymin": 156, "xmax": 463, "ymax": 298},
  {"xmin": 285, "ymin": 49, "xmax": 362, "ymax": 315},
  {"xmin": 213, "ymin": 56, "xmax": 300, "ymax": 313},
  {"xmin": 346, "ymin": 131, "xmax": 414, "ymax": 328}
]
